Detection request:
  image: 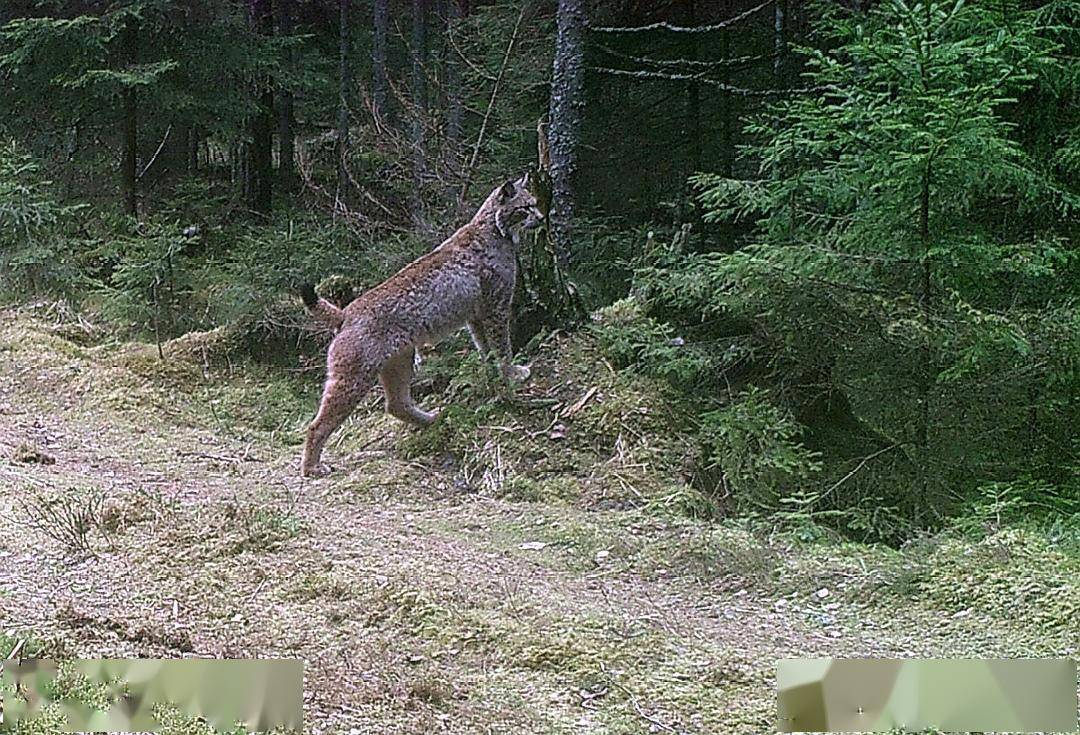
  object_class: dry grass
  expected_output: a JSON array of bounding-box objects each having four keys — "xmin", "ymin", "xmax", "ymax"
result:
[{"xmin": 0, "ymin": 307, "xmax": 1076, "ymax": 734}]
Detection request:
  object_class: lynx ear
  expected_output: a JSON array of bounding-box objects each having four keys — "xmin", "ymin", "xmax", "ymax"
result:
[{"xmin": 499, "ymin": 179, "xmax": 516, "ymax": 201}]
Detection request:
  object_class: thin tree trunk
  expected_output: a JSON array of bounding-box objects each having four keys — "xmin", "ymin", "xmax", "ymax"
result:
[
  {"xmin": 436, "ymin": 0, "xmax": 462, "ymax": 207},
  {"xmin": 372, "ymin": 0, "xmax": 389, "ymax": 122},
  {"xmin": 774, "ymin": 0, "xmax": 785, "ymax": 80},
  {"xmin": 247, "ymin": 0, "xmax": 274, "ymax": 214},
  {"xmin": 457, "ymin": 4, "xmax": 526, "ymax": 208},
  {"xmin": 186, "ymin": 126, "xmax": 199, "ymax": 172},
  {"xmin": 547, "ymin": 0, "xmax": 586, "ymax": 268},
  {"xmin": 250, "ymin": 94, "xmax": 274, "ymax": 213},
  {"xmin": 444, "ymin": 0, "xmax": 464, "ymax": 148},
  {"xmin": 278, "ymin": 0, "xmax": 297, "ymax": 193},
  {"xmin": 337, "ymin": 0, "xmax": 351, "ymax": 203},
  {"xmin": 121, "ymin": 20, "xmax": 138, "ymax": 216},
  {"xmin": 122, "ymin": 87, "xmax": 138, "ymax": 216},
  {"xmin": 917, "ymin": 160, "xmax": 933, "ymax": 507},
  {"xmin": 410, "ymin": 0, "xmax": 429, "ymax": 227},
  {"xmin": 684, "ymin": 0, "xmax": 700, "ymax": 212},
  {"xmin": 916, "ymin": 3, "xmax": 935, "ymax": 513},
  {"xmin": 278, "ymin": 99, "xmax": 295, "ymax": 192},
  {"xmin": 719, "ymin": 10, "xmax": 733, "ymax": 178}
]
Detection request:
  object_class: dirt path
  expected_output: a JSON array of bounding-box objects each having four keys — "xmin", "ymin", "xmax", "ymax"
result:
[{"xmin": 0, "ymin": 312, "xmax": 1072, "ymax": 734}]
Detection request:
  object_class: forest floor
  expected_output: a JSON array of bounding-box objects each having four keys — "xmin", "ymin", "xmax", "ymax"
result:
[{"xmin": 1, "ymin": 305, "xmax": 1077, "ymax": 735}]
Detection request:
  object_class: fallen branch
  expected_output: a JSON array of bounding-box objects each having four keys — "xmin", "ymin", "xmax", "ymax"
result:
[
  {"xmin": 819, "ymin": 443, "xmax": 909, "ymax": 501},
  {"xmin": 137, "ymin": 124, "xmax": 172, "ymax": 180},
  {"xmin": 5, "ymin": 638, "xmax": 25, "ymax": 659},
  {"xmin": 589, "ymin": 66, "xmax": 813, "ymax": 97},
  {"xmin": 597, "ymin": 44, "xmax": 775, "ymax": 69},
  {"xmin": 590, "ymin": 0, "xmax": 774, "ymax": 33},
  {"xmin": 612, "ymin": 682, "xmax": 680, "ymax": 733},
  {"xmin": 175, "ymin": 449, "xmax": 263, "ymax": 465},
  {"xmin": 562, "ymin": 386, "xmax": 598, "ymax": 418}
]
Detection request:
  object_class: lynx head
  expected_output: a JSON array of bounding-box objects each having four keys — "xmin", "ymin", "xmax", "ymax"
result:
[{"xmin": 491, "ymin": 173, "xmax": 545, "ymax": 238}]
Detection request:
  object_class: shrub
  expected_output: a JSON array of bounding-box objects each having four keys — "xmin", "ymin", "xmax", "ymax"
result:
[
  {"xmin": 698, "ymin": 387, "xmax": 822, "ymax": 514},
  {"xmin": 0, "ymin": 140, "xmax": 85, "ymax": 296}
]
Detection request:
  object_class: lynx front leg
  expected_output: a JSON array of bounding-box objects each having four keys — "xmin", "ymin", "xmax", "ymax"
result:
[
  {"xmin": 476, "ymin": 310, "xmax": 530, "ymax": 383},
  {"xmin": 466, "ymin": 320, "xmax": 491, "ymax": 355}
]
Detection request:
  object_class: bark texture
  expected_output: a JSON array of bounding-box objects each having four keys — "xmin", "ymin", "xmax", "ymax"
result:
[
  {"xmin": 247, "ymin": 0, "xmax": 274, "ymax": 213},
  {"xmin": 547, "ymin": 0, "xmax": 586, "ymax": 267},
  {"xmin": 372, "ymin": 0, "xmax": 389, "ymax": 120},
  {"xmin": 337, "ymin": 0, "xmax": 351, "ymax": 201},
  {"xmin": 121, "ymin": 19, "xmax": 138, "ymax": 216},
  {"xmin": 410, "ymin": 0, "xmax": 429, "ymax": 226},
  {"xmin": 278, "ymin": 0, "xmax": 297, "ymax": 192}
]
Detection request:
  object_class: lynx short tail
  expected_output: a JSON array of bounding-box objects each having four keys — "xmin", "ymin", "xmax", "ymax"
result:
[{"xmin": 300, "ymin": 284, "xmax": 345, "ymax": 331}]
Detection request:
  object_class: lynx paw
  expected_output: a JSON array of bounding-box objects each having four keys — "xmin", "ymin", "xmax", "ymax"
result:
[
  {"xmin": 301, "ymin": 462, "xmax": 331, "ymax": 478},
  {"xmin": 411, "ymin": 407, "xmax": 441, "ymax": 427},
  {"xmin": 504, "ymin": 364, "xmax": 531, "ymax": 383}
]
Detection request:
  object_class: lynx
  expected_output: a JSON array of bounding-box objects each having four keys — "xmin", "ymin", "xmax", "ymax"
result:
[{"xmin": 298, "ymin": 174, "xmax": 544, "ymax": 477}]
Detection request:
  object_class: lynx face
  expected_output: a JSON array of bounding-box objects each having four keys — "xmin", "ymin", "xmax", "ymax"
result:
[{"xmin": 494, "ymin": 175, "xmax": 545, "ymax": 236}]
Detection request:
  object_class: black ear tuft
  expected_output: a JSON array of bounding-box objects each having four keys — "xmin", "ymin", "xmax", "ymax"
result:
[{"xmin": 499, "ymin": 180, "xmax": 516, "ymax": 200}]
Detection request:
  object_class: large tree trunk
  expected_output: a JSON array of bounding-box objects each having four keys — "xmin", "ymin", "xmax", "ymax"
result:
[
  {"xmin": 120, "ymin": 20, "xmax": 138, "ymax": 216},
  {"xmin": 372, "ymin": 0, "xmax": 389, "ymax": 122},
  {"xmin": 547, "ymin": 0, "xmax": 586, "ymax": 268},
  {"xmin": 410, "ymin": 0, "xmax": 429, "ymax": 227},
  {"xmin": 337, "ymin": 0, "xmax": 350, "ymax": 203},
  {"xmin": 278, "ymin": 0, "xmax": 297, "ymax": 193},
  {"xmin": 247, "ymin": 0, "xmax": 273, "ymax": 214},
  {"xmin": 436, "ymin": 0, "xmax": 464, "ymax": 208}
]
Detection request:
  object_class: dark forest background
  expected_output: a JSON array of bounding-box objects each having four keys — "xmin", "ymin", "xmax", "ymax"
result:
[{"xmin": 1, "ymin": 0, "xmax": 1078, "ymax": 543}]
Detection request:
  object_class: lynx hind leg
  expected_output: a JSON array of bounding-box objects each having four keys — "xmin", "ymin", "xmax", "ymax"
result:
[
  {"xmin": 301, "ymin": 374, "xmax": 372, "ymax": 477},
  {"xmin": 380, "ymin": 346, "xmax": 439, "ymax": 427},
  {"xmin": 301, "ymin": 338, "xmax": 376, "ymax": 477}
]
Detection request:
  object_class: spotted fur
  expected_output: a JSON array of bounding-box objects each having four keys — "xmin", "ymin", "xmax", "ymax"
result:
[{"xmin": 299, "ymin": 174, "xmax": 544, "ymax": 477}]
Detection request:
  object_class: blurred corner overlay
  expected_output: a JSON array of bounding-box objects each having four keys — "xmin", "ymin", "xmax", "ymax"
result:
[
  {"xmin": 777, "ymin": 658, "xmax": 1077, "ymax": 733},
  {"xmin": 1, "ymin": 658, "xmax": 302, "ymax": 733}
]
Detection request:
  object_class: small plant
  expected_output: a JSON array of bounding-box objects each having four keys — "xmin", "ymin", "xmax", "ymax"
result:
[
  {"xmin": 590, "ymin": 298, "xmax": 715, "ymax": 391},
  {"xmin": 698, "ymin": 388, "xmax": 822, "ymax": 514},
  {"xmin": 95, "ymin": 219, "xmax": 196, "ymax": 355},
  {"xmin": 0, "ymin": 631, "xmax": 42, "ymax": 659},
  {"xmin": 11, "ymin": 441, "xmax": 56, "ymax": 465},
  {"xmin": 772, "ymin": 488, "xmax": 844, "ymax": 543},
  {"xmin": 20, "ymin": 487, "xmax": 106, "ymax": 555},
  {"xmin": 220, "ymin": 501, "xmax": 304, "ymax": 555},
  {"xmin": 644, "ymin": 484, "xmax": 723, "ymax": 521},
  {"xmin": 953, "ymin": 477, "xmax": 1080, "ymax": 537}
]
